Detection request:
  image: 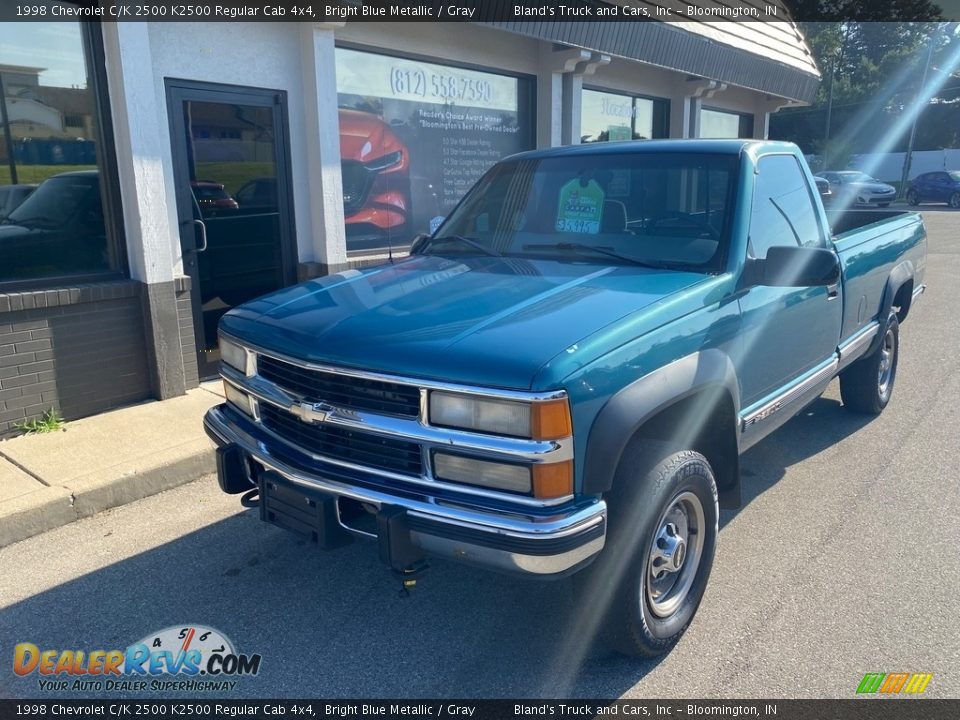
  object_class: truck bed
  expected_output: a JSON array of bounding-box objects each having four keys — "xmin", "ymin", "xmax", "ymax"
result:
[
  {"xmin": 829, "ymin": 208, "xmax": 925, "ymax": 344},
  {"xmin": 826, "ymin": 208, "xmax": 917, "ymax": 239}
]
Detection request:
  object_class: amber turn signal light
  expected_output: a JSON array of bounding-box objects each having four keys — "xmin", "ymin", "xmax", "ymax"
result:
[
  {"xmin": 532, "ymin": 460, "xmax": 573, "ymax": 499},
  {"xmin": 531, "ymin": 398, "xmax": 572, "ymax": 440}
]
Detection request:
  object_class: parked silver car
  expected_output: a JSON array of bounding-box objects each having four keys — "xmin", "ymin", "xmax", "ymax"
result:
[{"xmin": 819, "ymin": 171, "xmax": 897, "ymax": 207}]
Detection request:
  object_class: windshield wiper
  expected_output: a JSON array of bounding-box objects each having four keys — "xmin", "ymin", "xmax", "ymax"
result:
[
  {"xmin": 522, "ymin": 242, "xmax": 675, "ymax": 270},
  {"xmin": 419, "ymin": 234, "xmax": 502, "ymax": 257}
]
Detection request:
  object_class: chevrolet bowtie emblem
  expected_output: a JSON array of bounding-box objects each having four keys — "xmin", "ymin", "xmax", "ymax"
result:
[{"xmin": 290, "ymin": 401, "xmax": 334, "ymax": 424}]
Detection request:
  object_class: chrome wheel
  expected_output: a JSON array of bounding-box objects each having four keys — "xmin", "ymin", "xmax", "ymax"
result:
[
  {"xmin": 645, "ymin": 491, "xmax": 705, "ymax": 619},
  {"xmin": 950, "ymin": 193, "xmax": 960, "ymax": 209},
  {"xmin": 877, "ymin": 328, "xmax": 895, "ymax": 396}
]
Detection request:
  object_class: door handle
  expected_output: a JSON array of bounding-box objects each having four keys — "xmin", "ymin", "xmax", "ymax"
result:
[
  {"xmin": 827, "ymin": 283, "xmax": 839, "ymax": 300},
  {"xmin": 185, "ymin": 218, "xmax": 208, "ymax": 252}
]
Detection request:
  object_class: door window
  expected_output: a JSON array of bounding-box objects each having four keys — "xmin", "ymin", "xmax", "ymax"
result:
[{"xmin": 749, "ymin": 155, "xmax": 824, "ymax": 259}]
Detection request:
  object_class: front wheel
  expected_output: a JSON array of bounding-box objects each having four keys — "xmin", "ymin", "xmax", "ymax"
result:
[
  {"xmin": 840, "ymin": 312, "xmax": 900, "ymax": 414},
  {"xmin": 907, "ymin": 190, "xmax": 919, "ymax": 206},
  {"xmin": 580, "ymin": 441, "xmax": 718, "ymax": 657},
  {"xmin": 950, "ymin": 192, "xmax": 960, "ymax": 209}
]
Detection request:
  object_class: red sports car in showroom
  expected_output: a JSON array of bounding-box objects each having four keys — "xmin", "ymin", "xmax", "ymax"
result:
[{"xmin": 339, "ymin": 108, "xmax": 411, "ymax": 251}]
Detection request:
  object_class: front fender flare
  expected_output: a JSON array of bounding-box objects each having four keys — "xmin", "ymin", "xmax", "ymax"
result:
[{"xmin": 582, "ymin": 348, "xmax": 741, "ymax": 497}]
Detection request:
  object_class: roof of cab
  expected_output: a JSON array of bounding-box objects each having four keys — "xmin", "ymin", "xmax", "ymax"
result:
[{"xmin": 506, "ymin": 138, "xmax": 799, "ymax": 161}]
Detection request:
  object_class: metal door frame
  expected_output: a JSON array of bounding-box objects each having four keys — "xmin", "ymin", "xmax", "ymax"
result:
[{"xmin": 165, "ymin": 78, "xmax": 297, "ymax": 377}]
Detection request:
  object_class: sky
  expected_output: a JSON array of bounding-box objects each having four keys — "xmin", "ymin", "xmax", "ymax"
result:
[{"xmin": 0, "ymin": 22, "xmax": 86, "ymax": 89}]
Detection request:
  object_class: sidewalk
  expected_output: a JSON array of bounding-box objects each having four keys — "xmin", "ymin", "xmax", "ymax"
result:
[{"xmin": 0, "ymin": 382, "xmax": 224, "ymax": 548}]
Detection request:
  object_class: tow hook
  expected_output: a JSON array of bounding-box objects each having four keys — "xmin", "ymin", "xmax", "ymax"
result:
[
  {"xmin": 377, "ymin": 505, "xmax": 429, "ymax": 596},
  {"xmin": 394, "ymin": 561, "xmax": 430, "ymax": 597}
]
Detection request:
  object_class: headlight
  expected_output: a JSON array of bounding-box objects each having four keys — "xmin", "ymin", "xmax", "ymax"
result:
[
  {"xmin": 433, "ymin": 453, "xmax": 531, "ymax": 494},
  {"xmin": 223, "ymin": 381, "xmax": 255, "ymax": 416},
  {"xmin": 428, "ymin": 391, "xmax": 571, "ymax": 440},
  {"xmin": 364, "ymin": 150, "xmax": 403, "ymax": 172},
  {"xmin": 219, "ymin": 336, "xmax": 250, "ymax": 374},
  {"xmin": 433, "ymin": 453, "xmax": 573, "ymax": 499}
]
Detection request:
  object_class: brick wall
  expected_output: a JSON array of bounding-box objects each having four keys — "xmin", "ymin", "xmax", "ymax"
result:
[{"xmin": 0, "ymin": 281, "xmax": 152, "ymax": 435}]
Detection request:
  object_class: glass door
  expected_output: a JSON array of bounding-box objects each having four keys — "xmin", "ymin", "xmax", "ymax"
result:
[{"xmin": 167, "ymin": 81, "xmax": 296, "ymax": 379}]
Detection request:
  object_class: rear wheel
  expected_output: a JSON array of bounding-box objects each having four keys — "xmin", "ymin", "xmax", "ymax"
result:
[
  {"xmin": 950, "ymin": 192, "xmax": 960, "ymax": 209},
  {"xmin": 907, "ymin": 190, "xmax": 919, "ymax": 206},
  {"xmin": 580, "ymin": 441, "xmax": 718, "ymax": 657},
  {"xmin": 840, "ymin": 312, "xmax": 899, "ymax": 415}
]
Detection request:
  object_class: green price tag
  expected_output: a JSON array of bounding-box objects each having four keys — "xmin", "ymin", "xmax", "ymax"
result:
[{"xmin": 556, "ymin": 178, "xmax": 605, "ymax": 234}]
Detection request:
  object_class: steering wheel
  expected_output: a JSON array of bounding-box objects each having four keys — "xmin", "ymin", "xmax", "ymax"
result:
[{"xmin": 647, "ymin": 212, "xmax": 720, "ymax": 240}]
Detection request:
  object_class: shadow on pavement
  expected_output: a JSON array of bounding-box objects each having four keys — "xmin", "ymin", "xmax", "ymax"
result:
[
  {"xmin": 0, "ymin": 393, "xmax": 876, "ymax": 700},
  {"xmin": 721, "ymin": 394, "xmax": 874, "ymax": 529}
]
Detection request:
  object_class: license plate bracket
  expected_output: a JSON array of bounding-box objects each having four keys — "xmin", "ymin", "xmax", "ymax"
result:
[{"xmin": 258, "ymin": 471, "xmax": 353, "ymax": 550}]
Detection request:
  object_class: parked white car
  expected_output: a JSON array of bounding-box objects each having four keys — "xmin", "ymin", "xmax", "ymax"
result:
[{"xmin": 819, "ymin": 171, "xmax": 897, "ymax": 207}]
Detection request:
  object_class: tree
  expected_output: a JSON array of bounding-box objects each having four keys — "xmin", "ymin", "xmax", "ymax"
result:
[{"xmin": 771, "ymin": 5, "xmax": 959, "ymax": 162}]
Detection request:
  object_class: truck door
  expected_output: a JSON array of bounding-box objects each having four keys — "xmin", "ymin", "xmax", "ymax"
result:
[{"xmin": 736, "ymin": 154, "xmax": 842, "ymax": 413}]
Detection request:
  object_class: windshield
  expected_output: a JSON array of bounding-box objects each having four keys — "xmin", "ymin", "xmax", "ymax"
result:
[
  {"xmin": 4, "ymin": 175, "xmax": 99, "ymax": 228},
  {"xmin": 430, "ymin": 152, "xmax": 739, "ymax": 272}
]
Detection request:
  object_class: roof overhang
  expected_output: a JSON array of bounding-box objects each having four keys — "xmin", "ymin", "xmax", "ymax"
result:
[{"xmin": 483, "ymin": 19, "xmax": 821, "ymax": 104}]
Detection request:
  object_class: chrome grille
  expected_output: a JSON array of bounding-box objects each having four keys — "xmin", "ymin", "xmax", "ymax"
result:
[
  {"xmin": 260, "ymin": 404, "xmax": 423, "ymax": 477},
  {"xmin": 257, "ymin": 355, "xmax": 421, "ymax": 418}
]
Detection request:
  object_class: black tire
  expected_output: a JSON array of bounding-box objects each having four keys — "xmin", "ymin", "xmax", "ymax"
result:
[
  {"xmin": 907, "ymin": 190, "xmax": 919, "ymax": 206},
  {"xmin": 840, "ymin": 312, "xmax": 900, "ymax": 415},
  {"xmin": 578, "ymin": 440, "xmax": 718, "ymax": 657},
  {"xmin": 950, "ymin": 192, "xmax": 960, "ymax": 209}
]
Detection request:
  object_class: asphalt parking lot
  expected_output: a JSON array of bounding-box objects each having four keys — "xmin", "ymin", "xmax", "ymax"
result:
[{"xmin": 1, "ymin": 209, "xmax": 958, "ymax": 700}]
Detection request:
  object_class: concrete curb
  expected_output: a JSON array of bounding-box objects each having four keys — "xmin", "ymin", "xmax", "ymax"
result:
[
  {"xmin": 0, "ymin": 387, "xmax": 222, "ymax": 549},
  {"xmin": 0, "ymin": 445, "xmax": 215, "ymax": 549}
]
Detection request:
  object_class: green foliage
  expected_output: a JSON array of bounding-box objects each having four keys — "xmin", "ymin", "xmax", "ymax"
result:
[
  {"xmin": 772, "ymin": 4, "xmax": 959, "ymax": 156},
  {"xmin": 14, "ymin": 409, "xmax": 66, "ymax": 435}
]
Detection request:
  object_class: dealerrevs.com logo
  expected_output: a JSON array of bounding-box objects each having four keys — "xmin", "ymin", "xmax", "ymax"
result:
[{"xmin": 13, "ymin": 625, "xmax": 262, "ymax": 692}]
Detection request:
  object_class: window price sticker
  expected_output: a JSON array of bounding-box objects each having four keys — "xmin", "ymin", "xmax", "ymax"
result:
[{"xmin": 556, "ymin": 178, "xmax": 606, "ymax": 235}]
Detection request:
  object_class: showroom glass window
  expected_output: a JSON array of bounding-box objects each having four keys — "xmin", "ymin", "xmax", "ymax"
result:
[
  {"xmin": 0, "ymin": 20, "xmax": 120, "ymax": 285},
  {"xmin": 699, "ymin": 107, "xmax": 754, "ymax": 139},
  {"xmin": 581, "ymin": 89, "xmax": 669, "ymax": 143},
  {"xmin": 334, "ymin": 47, "xmax": 534, "ymax": 253}
]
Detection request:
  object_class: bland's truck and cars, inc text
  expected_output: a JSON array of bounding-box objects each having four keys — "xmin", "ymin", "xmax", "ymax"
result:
[{"xmin": 204, "ymin": 139, "xmax": 926, "ymax": 656}]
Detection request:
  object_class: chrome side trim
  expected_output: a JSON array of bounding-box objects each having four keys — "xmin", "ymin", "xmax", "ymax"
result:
[
  {"xmin": 205, "ymin": 405, "xmax": 605, "ymax": 539},
  {"xmin": 741, "ymin": 358, "xmax": 838, "ymax": 430},
  {"xmin": 838, "ymin": 322, "xmax": 879, "ymax": 363},
  {"xmin": 219, "ymin": 330, "xmax": 567, "ymax": 403},
  {"xmin": 222, "ymin": 365, "xmax": 572, "ymax": 465},
  {"xmin": 912, "ymin": 284, "xmax": 926, "ymax": 301}
]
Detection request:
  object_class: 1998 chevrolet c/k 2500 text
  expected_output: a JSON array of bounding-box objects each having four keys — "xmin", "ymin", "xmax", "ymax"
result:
[{"xmin": 204, "ymin": 140, "xmax": 926, "ymax": 656}]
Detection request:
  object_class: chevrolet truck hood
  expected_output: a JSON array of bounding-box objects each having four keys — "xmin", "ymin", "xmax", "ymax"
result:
[{"xmin": 221, "ymin": 254, "xmax": 708, "ymax": 390}]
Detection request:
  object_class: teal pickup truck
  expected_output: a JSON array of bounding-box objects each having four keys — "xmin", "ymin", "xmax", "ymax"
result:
[{"xmin": 204, "ymin": 140, "xmax": 926, "ymax": 657}]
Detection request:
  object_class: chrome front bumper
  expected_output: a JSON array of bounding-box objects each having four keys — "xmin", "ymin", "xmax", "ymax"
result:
[{"xmin": 204, "ymin": 405, "xmax": 606, "ymax": 577}]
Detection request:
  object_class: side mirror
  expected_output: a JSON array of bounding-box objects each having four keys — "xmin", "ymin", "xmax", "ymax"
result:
[
  {"xmin": 410, "ymin": 233, "xmax": 429, "ymax": 254},
  {"xmin": 759, "ymin": 245, "xmax": 840, "ymax": 287}
]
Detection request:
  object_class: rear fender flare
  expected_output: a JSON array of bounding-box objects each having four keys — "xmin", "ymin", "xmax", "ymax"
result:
[{"xmin": 869, "ymin": 260, "xmax": 913, "ymax": 353}]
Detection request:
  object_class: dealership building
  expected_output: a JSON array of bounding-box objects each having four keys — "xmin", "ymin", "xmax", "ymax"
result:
[{"xmin": 0, "ymin": 7, "xmax": 820, "ymax": 433}]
